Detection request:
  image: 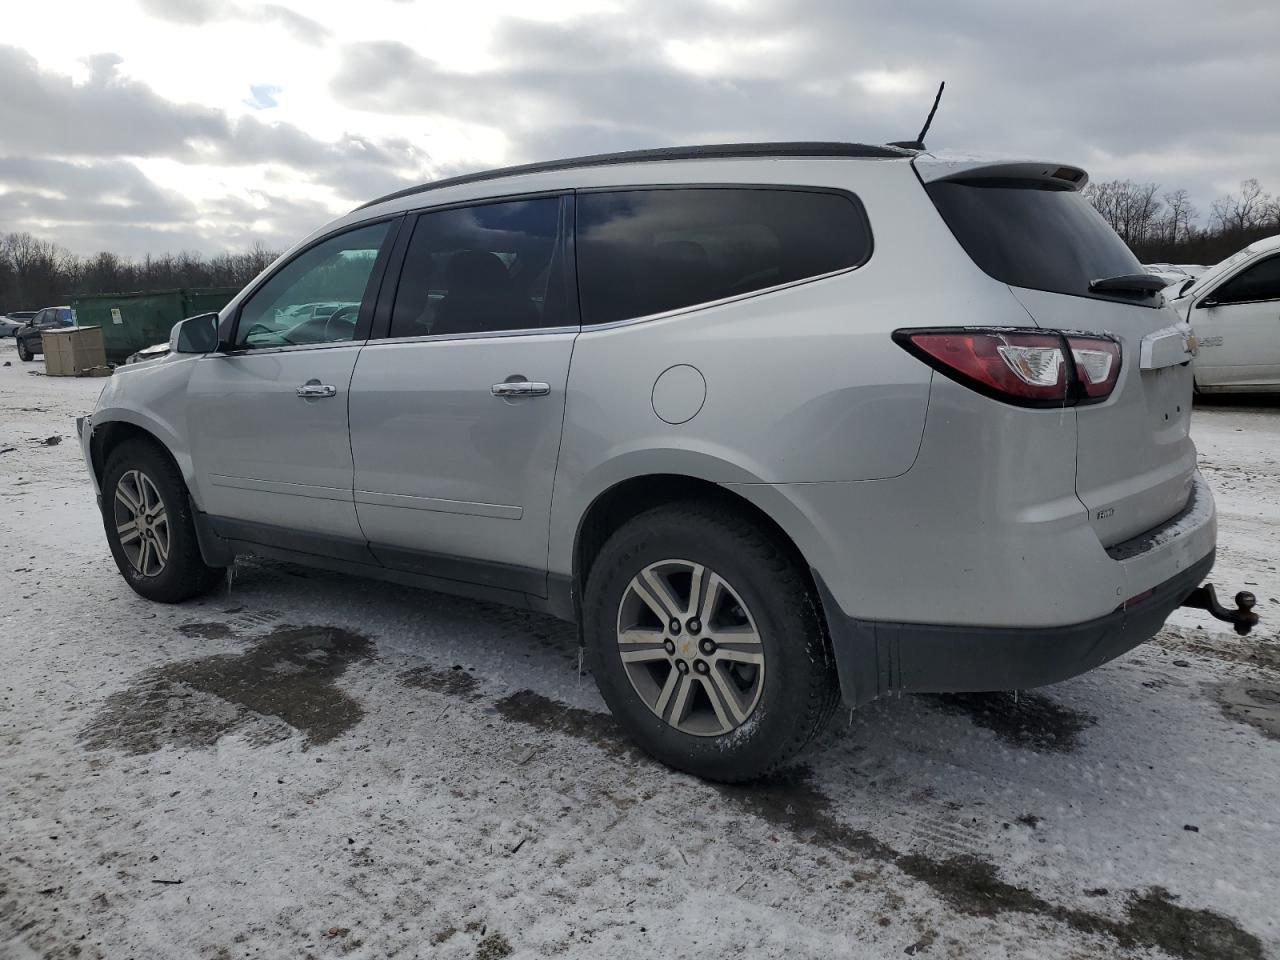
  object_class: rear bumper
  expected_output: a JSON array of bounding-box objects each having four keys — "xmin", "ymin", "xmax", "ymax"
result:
[{"xmin": 818, "ymin": 548, "xmax": 1214, "ymax": 707}]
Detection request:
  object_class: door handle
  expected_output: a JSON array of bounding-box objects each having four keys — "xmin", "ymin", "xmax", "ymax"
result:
[
  {"xmin": 296, "ymin": 380, "xmax": 338, "ymax": 399},
  {"xmin": 491, "ymin": 379, "xmax": 551, "ymax": 398}
]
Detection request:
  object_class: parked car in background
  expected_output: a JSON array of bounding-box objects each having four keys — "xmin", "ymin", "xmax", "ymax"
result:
[
  {"xmin": 125, "ymin": 342, "xmax": 170, "ymax": 365},
  {"xmin": 1143, "ymin": 263, "xmax": 1191, "ymax": 286},
  {"xmin": 79, "ymin": 143, "xmax": 1227, "ymax": 781},
  {"xmin": 1, "ymin": 310, "xmax": 37, "ymax": 336},
  {"xmin": 1165, "ymin": 235, "xmax": 1280, "ymax": 393},
  {"xmin": 15, "ymin": 306, "xmax": 74, "ymax": 361}
]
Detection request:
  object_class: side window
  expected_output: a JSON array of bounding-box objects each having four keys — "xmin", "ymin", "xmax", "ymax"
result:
[
  {"xmin": 1210, "ymin": 256, "xmax": 1280, "ymax": 306},
  {"xmin": 576, "ymin": 188, "xmax": 872, "ymax": 326},
  {"xmin": 390, "ymin": 196, "xmax": 570, "ymax": 338},
  {"xmin": 234, "ymin": 221, "xmax": 390, "ymax": 348}
]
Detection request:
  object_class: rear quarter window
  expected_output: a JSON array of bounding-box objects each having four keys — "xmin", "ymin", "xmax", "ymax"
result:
[
  {"xmin": 576, "ymin": 187, "xmax": 871, "ymax": 325},
  {"xmin": 926, "ymin": 179, "xmax": 1147, "ymax": 303}
]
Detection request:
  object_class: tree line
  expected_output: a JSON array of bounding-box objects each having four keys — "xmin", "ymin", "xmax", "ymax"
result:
[
  {"xmin": 1083, "ymin": 178, "xmax": 1280, "ymax": 266},
  {"xmin": 0, "ymin": 233, "xmax": 280, "ymax": 313}
]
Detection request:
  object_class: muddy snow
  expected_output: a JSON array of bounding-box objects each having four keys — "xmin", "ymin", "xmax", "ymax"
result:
[{"xmin": 2, "ymin": 339, "xmax": 1278, "ymax": 960}]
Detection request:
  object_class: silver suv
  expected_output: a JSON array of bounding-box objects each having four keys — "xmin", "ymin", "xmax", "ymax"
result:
[{"xmin": 80, "ymin": 143, "xmax": 1222, "ymax": 781}]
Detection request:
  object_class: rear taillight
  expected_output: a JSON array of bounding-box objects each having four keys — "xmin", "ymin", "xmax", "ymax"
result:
[
  {"xmin": 893, "ymin": 328, "xmax": 1121, "ymax": 407},
  {"xmin": 1066, "ymin": 335, "xmax": 1121, "ymax": 399}
]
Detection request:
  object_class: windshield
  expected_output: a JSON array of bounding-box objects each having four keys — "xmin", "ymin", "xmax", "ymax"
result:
[{"xmin": 926, "ymin": 178, "xmax": 1149, "ymax": 303}]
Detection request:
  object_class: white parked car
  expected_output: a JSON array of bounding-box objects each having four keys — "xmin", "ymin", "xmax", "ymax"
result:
[
  {"xmin": 1142, "ymin": 263, "xmax": 1190, "ymax": 287},
  {"xmin": 1165, "ymin": 235, "xmax": 1280, "ymax": 393}
]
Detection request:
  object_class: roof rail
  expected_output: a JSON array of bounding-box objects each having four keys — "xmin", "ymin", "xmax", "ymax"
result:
[{"xmin": 356, "ymin": 141, "xmax": 913, "ymax": 211}]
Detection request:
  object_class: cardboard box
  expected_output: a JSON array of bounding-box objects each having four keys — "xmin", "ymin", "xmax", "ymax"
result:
[{"xmin": 42, "ymin": 326, "xmax": 107, "ymax": 377}]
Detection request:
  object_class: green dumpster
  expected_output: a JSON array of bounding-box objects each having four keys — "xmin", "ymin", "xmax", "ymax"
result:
[{"xmin": 70, "ymin": 288, "xmax": 238, "ymax": 363}]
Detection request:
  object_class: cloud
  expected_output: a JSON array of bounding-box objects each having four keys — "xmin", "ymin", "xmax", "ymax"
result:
[
  {"xmin": 0, "ymin": 46, "xmax": 428, "ymax": 192},
  {"xmin": 0, "ymin": 153, "xmax": 332, "ymax": 257},
  {"xmin": 135, "ymin": 0, "xmax": 223, "ymax": 24},
  {"xmin": 260, "ymin": 4, "xmax": 330, "ymax": 45},
  {"xmin": 0, "ymin": 156, "xmax": 196, "ymax": 225},
  {"xmin": 0, "ymin": 46, "xmax": 432, "ymax": 255},
  {"xmin": 135, "ymin": 0, "xmax": 330, "ymax": 44},
  {"xmin": 330, "ymin": 2, "xmax": 1280, "ymax": 204},
  {"xmin": 0, "ymin": 46, "xmax": 225, "ymax": 158}
]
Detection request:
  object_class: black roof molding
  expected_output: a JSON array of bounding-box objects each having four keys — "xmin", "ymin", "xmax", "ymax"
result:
[{"xmin": 356, "ymin": 141, "xmax": 914, "ymax": 211}]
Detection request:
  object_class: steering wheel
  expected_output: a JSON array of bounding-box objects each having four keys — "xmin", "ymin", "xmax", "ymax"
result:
[{"xmin": 322, "ymin": 304, "xmax": 360, "ymax": 342}]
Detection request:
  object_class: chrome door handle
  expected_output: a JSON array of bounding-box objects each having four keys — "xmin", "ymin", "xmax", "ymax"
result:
[
  {"xmin": 491, "ymin": 380, "xmax": 550, "ymax": 398},
  {"xmin": 296, "ymin": 380, "xmax": 337, "ymax": 399}
]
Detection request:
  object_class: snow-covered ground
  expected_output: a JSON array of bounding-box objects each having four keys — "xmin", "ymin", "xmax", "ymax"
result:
[{"xmin": 2, "ymin": 337, "xmax": 1277, "ymax": 960}]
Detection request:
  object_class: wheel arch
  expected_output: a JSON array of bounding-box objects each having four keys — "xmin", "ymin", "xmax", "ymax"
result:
[
  {"xmin": 92, "ymin": 415, "xmax": 233, "ymax": 568},
  {"xmin": 570, "ymin": 473, "xmax": 823, "ymax": 626},
  {"xmin": 91, "ymin": 416, "xmax": 188, "ymax": 495}
]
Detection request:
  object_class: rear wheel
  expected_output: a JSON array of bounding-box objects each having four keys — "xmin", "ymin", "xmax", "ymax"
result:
[
  {"xmin": 102, "ymin": 439, "xmax": 224, "ymax": 603},
  {"xmin": 584, "ymin": 502, "xmax": 839, "ymax": 782},
  {"xmin": 16, "ymin": 338, "xmax": 32, "ymax": 361}
]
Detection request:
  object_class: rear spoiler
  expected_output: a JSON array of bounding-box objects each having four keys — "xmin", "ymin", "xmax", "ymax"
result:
[{"xmin": 912, "ymin": 157, "xmax": 1088, "ymax": 191}]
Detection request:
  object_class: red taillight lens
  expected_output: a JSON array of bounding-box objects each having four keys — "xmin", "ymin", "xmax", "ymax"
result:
[
  {"xmin": 893, "ymin": 328, "xmax": 1122, "ymax": 407},
  {"xmin": 894, "ymin": 329, "xmax": 1068, "ymax": 405},
  {"xmin": 1067, "ymin": 335, "xmax": 1122, "ymax": 400}
]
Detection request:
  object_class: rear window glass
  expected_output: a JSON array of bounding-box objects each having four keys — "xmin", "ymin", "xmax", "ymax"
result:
[
  {"xmin": 576, "ymin": 188, "xmax": 871, "ymax": 325},
  {"xmin": 926, "ymin": 179, "xmax": 1146, "ymax": 302}
]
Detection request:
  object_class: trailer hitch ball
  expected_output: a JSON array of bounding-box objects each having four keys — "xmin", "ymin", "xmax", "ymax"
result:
[{"xmin": 1181, "ymin": 583, "xmax": 1260, "ymax": 636}]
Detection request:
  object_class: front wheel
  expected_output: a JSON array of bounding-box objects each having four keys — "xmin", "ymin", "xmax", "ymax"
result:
[
  {"xmin": 583, "ymin": 502, "xmax": 839, "ymax": 782},
  {"xmin": 101, "ymin": 439, "xmax": 224, "ymax": 603},
  {"xmin": 16, "ymin": 339, "xmax": 32, "ymax": 361}
]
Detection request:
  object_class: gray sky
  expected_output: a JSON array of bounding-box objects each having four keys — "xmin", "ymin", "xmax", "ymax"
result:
[{"xmin": 2, "ymin": 0, "xmax": 1278, "ymax": 257}]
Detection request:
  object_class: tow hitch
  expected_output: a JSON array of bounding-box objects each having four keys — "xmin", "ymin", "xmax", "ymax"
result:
[{"xmin": 1181, "ymin": 584, "xmax": 1260, "ymax": 636}]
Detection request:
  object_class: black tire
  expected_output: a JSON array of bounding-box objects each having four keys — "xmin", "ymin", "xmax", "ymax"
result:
[
  {"xmin": 16, "ymin": 338, "xmax": 32, "ymax": 361},
  {"xmin": 101, "ymin": 438, "xmax": 224, "ymax": 603},
  {"xmin": 584, "ymin": 501, "xmax": 839, "ymax": 782}
]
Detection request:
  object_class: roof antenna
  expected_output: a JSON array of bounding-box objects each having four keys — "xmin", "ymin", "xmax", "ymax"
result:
[{"xmin": 889, "ymin": 81, "xmax": 945, "ymax": 151}]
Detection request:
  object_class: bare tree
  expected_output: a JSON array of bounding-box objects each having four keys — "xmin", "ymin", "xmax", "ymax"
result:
[
  {"xmin": 1160, "ymin": 189, "xmax": 1198, "ymax": 245},
  {"xmin": 1084, "ymin": 179, "xmax": 1163, "ymax": 245},
  {"xmin": 1210, "ymin": 179, "xmax": 1271, "ymax": 233}
]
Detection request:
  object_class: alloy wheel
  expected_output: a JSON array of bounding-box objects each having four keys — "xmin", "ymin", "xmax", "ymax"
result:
[
  {"xmin": 616, "ymin": 558, "xmax": 765, "ymax": 736},
  {"xmin": 113, "ymin": 469, "xmax": 170, "ymax": 577}
]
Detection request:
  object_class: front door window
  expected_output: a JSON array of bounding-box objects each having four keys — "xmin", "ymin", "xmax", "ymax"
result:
[{"xmin": 234, "ymin": 222, "xmax": 391, "ymax": 348}]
